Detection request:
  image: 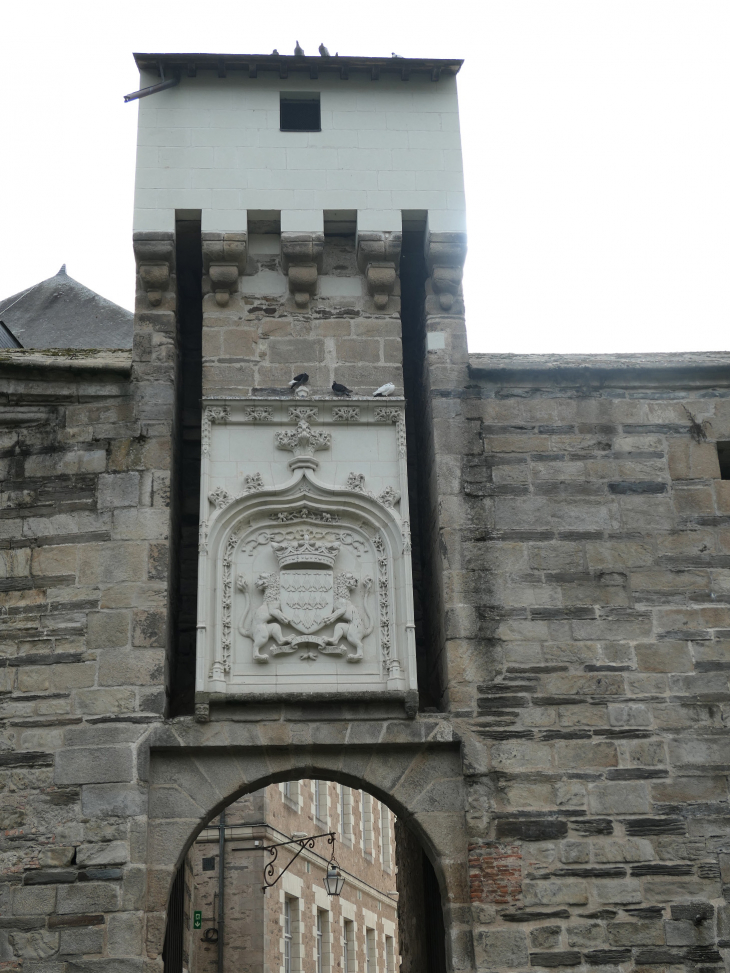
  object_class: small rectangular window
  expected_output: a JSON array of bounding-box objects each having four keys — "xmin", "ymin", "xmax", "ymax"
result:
[
  {"xmin": 201, "ymin": 856, "xmax": 216, "ymax": 871},
  {"xmin": 315, "ymin": 780, "xmax": 328, "ymax": 825},
  {"xmin": 366, "ymin": 928, "xmax": 376, "ymax": 973},
  {"xmin": 362, "ymin": 792, "xmax": 373, "ymax": 856},
  {"xmin": 284, "ymin": 898, "xmax": 292, "ymax": 973},
  {"xmin": 717, "ymin": 441, "xmax": 730, "ymax": 479},
  {"xmin": 317, "ymin": 911, "xmax": 323, "ymax": 973},
  {"xmin": 343, "ymin": 919, "xmax": 354, "ymax": 973},
  {"xmin": 316, "ymin": 909, "xmax": 329, "ymax": 973},
  {"xmin": 284, "ymin": 896, "xmax": 299, "ymax": 973},
  {"xmin": 283, "ymin": 780, "xmax": 300, "ymax": 807},
  {"xmin": 385, "ymin": 936, "xmax": 395, "ymax": 973},
  {"xmin": 280, "ymin": 93, "xmax": 321, "ymax": 132},
  {"xmin": 380, "ymin": 803, "xmax": 391, "ymax": 870},
  {"xmin": 340, "ymin": 785, "xmax": 352, "ymax": 839}
]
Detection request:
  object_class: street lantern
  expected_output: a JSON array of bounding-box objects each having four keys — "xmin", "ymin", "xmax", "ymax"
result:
[{"xmin": 323, "ymin": 850, "xmax": 345, "ymax": 896}]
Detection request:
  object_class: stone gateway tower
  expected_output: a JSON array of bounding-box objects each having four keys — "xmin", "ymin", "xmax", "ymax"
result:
[{"xmin": 2, "ymin": 49, "xmax": 729, "ymax": 973}]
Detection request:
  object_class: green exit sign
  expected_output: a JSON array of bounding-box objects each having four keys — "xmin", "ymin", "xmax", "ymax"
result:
[{"xmin": 193, "ymin": 911, "xmax": 202, "ymax": 929}]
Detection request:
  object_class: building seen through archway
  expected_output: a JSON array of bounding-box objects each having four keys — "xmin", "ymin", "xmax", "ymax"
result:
[{"xmin": 163, "ymin": 779, "xmax": 445, "ymax": 973}]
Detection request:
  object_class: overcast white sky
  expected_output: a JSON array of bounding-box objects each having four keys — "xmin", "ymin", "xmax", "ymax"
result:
[{"xmin": 1, "ymin": 1, "xmax": 728, "ymax": 354}]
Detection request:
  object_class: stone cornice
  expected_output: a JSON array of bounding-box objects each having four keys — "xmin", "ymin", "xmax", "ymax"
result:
[
  {"xmin": 468, "ymin": 352, "xmax": 730, "ymax": 388},
  {"xmin": 202, "ymin": 395, "xmax": 406, "ymax": 403},
  {"xmin": 0, "ymin": 349, "xmax": 132, "ymax": 374}
]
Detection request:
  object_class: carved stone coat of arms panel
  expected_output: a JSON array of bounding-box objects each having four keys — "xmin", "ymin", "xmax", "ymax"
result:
[{"xmin": 196, "ymin": 398, "xmax": 416, "ymax": 704}]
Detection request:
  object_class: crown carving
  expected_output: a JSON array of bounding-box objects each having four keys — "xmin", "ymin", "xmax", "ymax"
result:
[{"xmin": 271, "ymin": 533, "xmax": 341, "ymax": 569}]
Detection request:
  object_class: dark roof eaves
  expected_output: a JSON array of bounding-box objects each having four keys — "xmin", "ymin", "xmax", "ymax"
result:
[{"xmin": 133, "ymin": 52, "xmax": 463, "ymax": 78}]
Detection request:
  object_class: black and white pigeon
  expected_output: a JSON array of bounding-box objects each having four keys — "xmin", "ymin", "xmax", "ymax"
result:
[
  {"xmin": 289, "ymin": 372, "xmax": 309, "ymax": 391},
  {"xmin": 332, "ymin": 381, "xmax": 352, "ymax": 397},
  {"xmin": 373, "ymin": 382, "xmax": 395, "ymax": 397},
  {"xmin": 318, "ymin": 43, "xmax": 330, "ymax": 56},
  {"xmin": 294, "ymin": 41, "xmax": 305, "ymax": 56}
]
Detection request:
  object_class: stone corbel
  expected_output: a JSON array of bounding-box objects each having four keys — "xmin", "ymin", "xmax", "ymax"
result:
[
  {"xmin": 281, "ymin": 232, "xmax": 324, "ymax": 308},
  {"xmin": 356, "ymin": 231, "xmax": 402, "ymax": 310},
  {"xmin": 133, "ymin": 233, "xmax": 175, "ymax": 307},
  {"xmin": 425, "ymin": 232, "xmax": 467, "ymax": 311},
  {"xmin": 202, "ymin": 233, "xmax": 248, "ymax": 307}
]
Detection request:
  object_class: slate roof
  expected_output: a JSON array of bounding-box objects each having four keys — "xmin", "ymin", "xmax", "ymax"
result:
[{"xmin": 0, "ymin": 266, "xmax": 133, "ymax": 349}]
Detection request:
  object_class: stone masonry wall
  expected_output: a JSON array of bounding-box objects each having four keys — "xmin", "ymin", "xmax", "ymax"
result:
[
  {"xmin": 201, "ymin": 232, "xmax": 403, "ymax": 397},
  {"xmin": 425, "ymin": 351, "xmax": 730, "ymax": 971},
  {"xmin": 0, "ymin": 233, "xmax": 178, "ymax": 965}
]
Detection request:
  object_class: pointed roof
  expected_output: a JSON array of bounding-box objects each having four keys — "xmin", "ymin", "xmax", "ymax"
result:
[{"xmin": 0, "ymin": 266, "xmax": 133, "ymax": 349}]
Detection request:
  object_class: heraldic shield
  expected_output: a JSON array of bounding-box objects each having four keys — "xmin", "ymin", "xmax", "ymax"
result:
[{"xmin": 279, "ymin": 568, "xmax": 334, "ymax": 634}]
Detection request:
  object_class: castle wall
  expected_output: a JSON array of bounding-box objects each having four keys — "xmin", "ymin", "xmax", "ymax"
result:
[
  {"xmin": 3, "ymin": 254, "xmax": 730, "ymax": 973},
  {"xmin": 0, "ymin": 334, "xmax": 176, "ymax": 962},
  {"xmin": 425, "ymin": 346, "xmax": 730, "ymax": 969}
]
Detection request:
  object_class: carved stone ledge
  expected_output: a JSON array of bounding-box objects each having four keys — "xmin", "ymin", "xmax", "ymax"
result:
[
  {"xmin": 425, "ymin": 231, "xmax": 467, "ymax": 312},
  {"xmin": 202, "ymin": 232, "xmax": 248, "ymax": 307},
  {"xmin": 281, "ymin": 232, "xmax": 324, "ymax": 308},
  {"xmin": 133, "ymin": 233, "xmax": 175, "ymax": 307},
  {"xmin": 356, "ymin": 231, "xmax": 402, "ymax": 310}
]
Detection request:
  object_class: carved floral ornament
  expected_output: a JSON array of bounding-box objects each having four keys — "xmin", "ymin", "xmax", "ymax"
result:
[
  {"xmin": 289, "ymin": 406, "xmax": 318, "ymax": 422},
  {"xmin": 332, "ymin": 406, "xmax": 360, "ymax": 422},
  {"xmin": 208, "ymin": 473, "xmax": 264, "ymax": 511},
  {"xmin": 275, "ymin": 419, "xmax": 331, "ymax": 471},
  {"xmin": 245, "ymin": 407, "xmax": 274, "ymax": 422},
  {"xmin": 374, "ymin": 406, "xmax": 406, "ymax": 456},
  {"xmin": 346, "ymin": 472, "xmax": 400, "ymax": 509},
  {"xmin": 202, "ymin": 405, "xmax": 230, "ymax": 454}
]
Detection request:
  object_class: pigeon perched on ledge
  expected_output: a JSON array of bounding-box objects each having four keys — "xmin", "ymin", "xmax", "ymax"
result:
[
  {"xmin": 294, "ymin": 41, "xmax": 304, "ymax": 56},
  {"xmin": 289, "ymin": 372, "xmax": 309, "ymax": 391},
  {"xmin": 319, "ymin": 43, "xmax": 330, "ymax": 56},
  {"xmin": 373, "ymin": 382, "xmax": 395, "ymax": 397},
  {"xmin": 332, "ymin": 381, "xmax": 352, "ymax": 397}
]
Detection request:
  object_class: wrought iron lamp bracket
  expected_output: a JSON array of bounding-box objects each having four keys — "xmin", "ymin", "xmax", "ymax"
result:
[{"xmin": 262, "ymin": 832, "xmax": 336, "ymax": 893}]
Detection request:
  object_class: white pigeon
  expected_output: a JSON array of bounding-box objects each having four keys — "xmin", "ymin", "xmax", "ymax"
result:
[{"xmin": 373, "ymin": 383, "xmax": 396, "ymax": 397}]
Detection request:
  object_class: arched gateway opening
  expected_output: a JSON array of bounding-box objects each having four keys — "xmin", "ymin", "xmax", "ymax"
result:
[
  {"xmin": 162, "ymin": 779, "xmax": 446, "ymax": 973},
  {"xmin": 145, "ymin": 738, "xmax": 468, "ymax": 973}
]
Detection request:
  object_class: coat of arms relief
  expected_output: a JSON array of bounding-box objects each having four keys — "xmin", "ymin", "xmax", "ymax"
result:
[
  {"xmin": 197, "ymin": 398, "xmax": 415, "ymax": 699},
  {"xmin": 236, "ymin": 533, "xmax": 374, "ymax": 663}
]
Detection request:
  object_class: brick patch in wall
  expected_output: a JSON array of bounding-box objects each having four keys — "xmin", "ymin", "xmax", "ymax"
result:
[{"xmin": 468, "ymin": 840, "xmax": 522, "ymax": 905}]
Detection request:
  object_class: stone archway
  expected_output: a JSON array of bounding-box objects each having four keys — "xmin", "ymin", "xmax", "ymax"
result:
[{"xmin": 142, "ymin": 720, "xmax": 472, "ymax": 972}]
